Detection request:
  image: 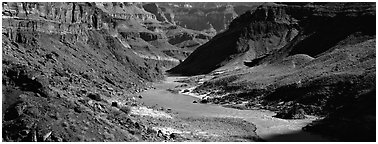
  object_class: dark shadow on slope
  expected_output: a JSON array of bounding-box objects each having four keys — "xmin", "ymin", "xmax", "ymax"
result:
[
  {"xmin": 288, "ymin": 14, "xmax": 376, "ymax": 57},
  {"xmin": 304, "ymin": 89, "xmax": 376, "ymax": 142},
  {"xmin": 261, "ymin": 130, "xmax": 331, "ymax": 142},
  {"xmin": 243, "ymin": 55, "xmax": 270, "ymax": 67}
]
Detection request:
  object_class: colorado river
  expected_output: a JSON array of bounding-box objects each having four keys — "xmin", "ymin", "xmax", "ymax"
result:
[{"xmin": 139, "ymin": 76, "xmax": 331, "ymax": 142}]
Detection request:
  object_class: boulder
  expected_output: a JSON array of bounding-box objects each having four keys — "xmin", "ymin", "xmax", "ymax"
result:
[
  {"xmin": 87, "ymin": 93, "xmax": 101, "ymax": 101},
  {"xmin": 111, "ymin": 102, "xmax": 118, "ymax": 107}
]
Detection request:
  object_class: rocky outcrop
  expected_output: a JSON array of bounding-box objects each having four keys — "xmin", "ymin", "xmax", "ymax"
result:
[
  {"xmin": 95, "ymin": 2, "xmax": 157, "ymax": 21},
  {"xmin": 142, "ymin": 3, "xmax": 170, "ymax": 23},
  {"xmin": 139, "ymin": 31, "xmax": 162, "ymax": 41},
  {"xmin": 3, "ymin": 2, "xmax": 98, "ymax": 43}
]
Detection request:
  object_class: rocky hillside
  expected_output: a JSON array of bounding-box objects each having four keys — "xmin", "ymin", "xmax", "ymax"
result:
[
  {"xmin": 168, "ymin": 2, "xmax": 375, "ymax": 75},
  {"xmin": 1, "ymin": 2, "xmax": 212, "ymax": 142},
  {"xmin": 168, "ymin": 2, "xmax": 376, "ymax": 141}
]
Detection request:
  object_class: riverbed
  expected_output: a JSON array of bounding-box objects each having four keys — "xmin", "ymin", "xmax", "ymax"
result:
[{"xmin": 139, "ymin": 76, "xmax": 330, "ymax": 142}]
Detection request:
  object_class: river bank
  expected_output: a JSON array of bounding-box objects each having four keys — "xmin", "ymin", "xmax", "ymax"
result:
[{"xmin": 137, "ymin": 76, "xmax": 331, "ymax": 142}]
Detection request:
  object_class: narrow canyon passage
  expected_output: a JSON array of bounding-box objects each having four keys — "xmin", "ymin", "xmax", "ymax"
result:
[{"xmin": 139, "ymin": 76, "xmax": 332, "ymax": 142}]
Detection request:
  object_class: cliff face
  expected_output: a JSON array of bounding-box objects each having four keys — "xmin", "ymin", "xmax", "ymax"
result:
[
  {"xmin": 142, "ymin": 3, "xmax": 174, "ymax": 24},
  {"xmin": 2, "ymin": 2, "xmax": 167, "ymax": 81},
  {"xmin": 168, "ymin": 3, "xmax": 375, "ymax": 75},
  {"xmin": 1, "ymin": 2, "xmax": 212, "ymax": 142},
  {"xmin": 151, "ymin": 2, "xmax": 263, "ymax": 33}
]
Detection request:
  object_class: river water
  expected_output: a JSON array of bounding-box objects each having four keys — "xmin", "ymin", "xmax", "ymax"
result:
[{"xmin": 139, "ymin": 76, "xmax": 331, "ymax": 142}]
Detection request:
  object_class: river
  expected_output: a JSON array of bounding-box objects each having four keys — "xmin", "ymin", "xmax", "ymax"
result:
[{"xmin": 139, "ymin": 76, "xmax": 331, "ymax": 142}]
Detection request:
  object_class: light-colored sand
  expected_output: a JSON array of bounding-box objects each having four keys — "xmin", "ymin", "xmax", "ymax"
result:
[{"xmin": 131, "ymin": 106, "xmax": 173, "ymax": 119}]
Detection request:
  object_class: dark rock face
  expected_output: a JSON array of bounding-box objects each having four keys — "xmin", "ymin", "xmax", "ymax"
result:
[{"xmin": 143, "ymin": 3, "xmax": 173, "ymax": 24}]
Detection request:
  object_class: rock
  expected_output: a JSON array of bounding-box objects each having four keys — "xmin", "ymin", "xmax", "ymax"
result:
[
  {"xmin": 62, "ymin": 122, "xmax": 69, "ymax": 127},
  {"xmin": 182, "ymin": 89, "xmax": 190, "ymax": 93},
  {"xmin": 139, "ymin": 32, "xmax": 160, "ymax": 41},
  {"xmin": 111, "ymin": 102, "xmax": 118, "ymax": 107},
  {"xmin": 131, "ymin": 103, "xmax": 137, "ymax": 107},
  {"xmin": 87, "ymin": 93, "xmax": 101, "ymax": 101},
  {"xmin": 74, "ymin": 106, "xmax": 83, "ymax": 113},
  {"xmin": 42, "ymin": 131, "xmax": 52, "ymax": 142},
  {"xmin": 56, "ymin": 137, "xmax": 63, "ymax": 142},
  {"xmin": 274, "ymin": 107, "xmax": 307, "ymax": 119},
  {"xmin": 138, "ymin": 95, "xmax": 143, "ymax": 99},
  {"xmin": 192, "ymin": 100, "xmax": 198, "ymax": 103},
  {"xmin": 20, "ymin": 130, "xmax": 30, "ymax": 135},
  {"xmin": 142, "ymin": 3, "xmax": 170, "ymax": 23},
  {"xmin": 199, "ymin": 99, "xmax": 208, "ymax": 103},
  {"xmin": 157, "ymin": 130, "xmax": 164, "ymax": 137},
  {"xmin": 169, "ymin": 133, "xmax": 181, "ymax": 139}
]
